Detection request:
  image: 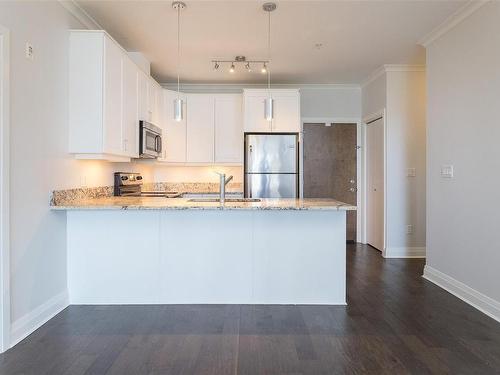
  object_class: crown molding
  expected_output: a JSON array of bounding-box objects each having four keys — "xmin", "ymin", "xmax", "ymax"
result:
[
  {"xmin": 58, "ymin": 0, "xmax": 102, "ymax": 30},
  {"xmin": 361, "ymin": 64, "xmax": 426, "ymax": 87},
  {"xmin": 418, "ymin": 0, "xmax": 489, "ymax": 47},
  {"xmin": 361, "ymin": 66, "xmax": 385, "ymax": 88}
]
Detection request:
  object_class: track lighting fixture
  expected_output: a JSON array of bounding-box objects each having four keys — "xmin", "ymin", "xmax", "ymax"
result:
[
  {"xmin": 261, "ymin": 62, "xmax": 267, "ymax": 74},
  {"xmin": 211, "ymin": 57, "xmax": 268, "ymax": 74}
]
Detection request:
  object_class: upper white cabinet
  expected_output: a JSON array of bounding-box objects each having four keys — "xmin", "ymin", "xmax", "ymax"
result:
[
  {"xmin": 160, "ymin": 90, "xmax": 187, "ymax": 163},
  {"xmin": 215, "ymin": 94, "xmax": 243, "ymax": 163},
  {"xmin": 158, "ymin": 93, "xmax": 243, "ymax": 165},
  {"xmin": 69, "ymin": 31, "xmax": 162, "ymax": 161},
  {"xmin": 122, "ymin": 57, "xmax": 139, "ymax": 157},
  {"xmin": 186, "ymin": 94, "xmax": 215, "ymax": 163},
  {"xmin": 243, "ymin": 89, "xmax": 301, "ymax": 133},
  {"xmin": 243, "ymin": 94, "xmax": 271, "ymax": 133}
]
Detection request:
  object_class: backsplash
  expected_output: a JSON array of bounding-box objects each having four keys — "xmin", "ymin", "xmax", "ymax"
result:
[{"xmin": 51, "ymin": 181, "xmax": 243, "ymax": 206}]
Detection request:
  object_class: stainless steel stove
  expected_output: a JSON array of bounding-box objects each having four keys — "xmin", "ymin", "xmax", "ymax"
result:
[{"xmin": 113, "ymin": 172, "xmax": 182, "ymax": 198}]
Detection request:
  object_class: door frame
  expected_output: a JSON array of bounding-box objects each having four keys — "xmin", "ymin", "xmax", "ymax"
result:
[
  {"xmin": 362, "ymin": 109, "xmax": 387, "ymax": 252},
  {"xmin": 0, "ymin": 24, "xmax": 11, "ymax": 353},
  {"xmin": 301, "ymin": 117, "xmax": 363, "ymax": 243}
]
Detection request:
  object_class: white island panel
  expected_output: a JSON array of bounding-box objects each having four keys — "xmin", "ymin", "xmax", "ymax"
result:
[
  {"xmin": 160, "ymin": 210, "xmax": 253, "ymax": 304},
  {"xmin": 67, "ymin": 211, "xmax": 161, "ymax": 304},
  {"xmin": 252, "ymin": 210, "xmax": 346, "ymax": 304},
  {"xmin": 67, "ymin": 209, "xmax": 347, "ymax": 305}
]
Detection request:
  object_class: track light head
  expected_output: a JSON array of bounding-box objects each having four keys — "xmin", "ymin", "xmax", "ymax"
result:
[
  {"xmin": 229, "ymin": 63, "xmax": 235, "ymax": 73},
  {"xmin": 245, "ymin": 62, "xmax": 251, "ymax": 72},
  {"xmin": 261, "ymin": 62, "xmax": 267, "ymax": 74},
  {"xmin": 214, "ymin": 61, "xmax": 220, "ymax": 70}
]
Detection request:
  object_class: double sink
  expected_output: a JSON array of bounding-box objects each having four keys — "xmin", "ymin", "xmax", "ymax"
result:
[
  {"xmin": 141, "ymin": 192, "xmax": 260, "ymax": 203},
  {"xmin": 188, "ymin": 198, "xmax": 261, "ymax": 203}
]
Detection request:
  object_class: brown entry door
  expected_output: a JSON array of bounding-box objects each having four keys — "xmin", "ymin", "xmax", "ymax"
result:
[{"xmin": 303, "ymin": 123, "xmax": 357, "ymax": 242}]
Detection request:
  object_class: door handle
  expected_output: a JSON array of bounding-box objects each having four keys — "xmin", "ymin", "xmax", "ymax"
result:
[{"xmin": 349, "ymin": 187, "xmax": 358, "ymax": 193}]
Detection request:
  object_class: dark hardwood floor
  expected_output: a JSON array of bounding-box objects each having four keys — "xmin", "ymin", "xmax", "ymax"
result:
[{"xmin": 1, "ymin": 244, "xmax": 500, "ymax": 374}]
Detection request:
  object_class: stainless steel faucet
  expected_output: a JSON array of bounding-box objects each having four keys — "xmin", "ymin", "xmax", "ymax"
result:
[{"xmin": 216, "ymin": 173, "xmax": 233, "ymax": 204}]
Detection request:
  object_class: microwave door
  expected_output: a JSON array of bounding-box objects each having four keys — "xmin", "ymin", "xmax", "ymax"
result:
[{"xmin": 143, "ymin": 130, "xmax": 158, "ymax": 155}]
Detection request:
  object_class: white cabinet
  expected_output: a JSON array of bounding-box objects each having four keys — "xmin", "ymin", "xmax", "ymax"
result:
[
  {"xmin": 243, "ymin": 94, "xmax": 271, "ymax": 133},
  {"xmin": 122, "ymin": 57, "xmax": 139, "ymax": 157},
  {"xmin": 69, "ymin": 31, "xmax": 148, "ymax": 161},
  {"xmin": 214, "ymin": 94, "xmax": 243, "ymax": 163},
  {"xmin": 243, "ymin": 89, "xmax": 301, "ymax": 133},
  {"xmin": 102, "ymin": 37, "xmax": 123, "ymax": 156},
  {"xmin": 138, "ymin": 72, "xmax": 149, "ymax": 122},
  {"xmin": 272, "ymin": 94, "xmax": 301, "ymax": 133},
  {"xmin": 160, "ymin": 90, "xmax": 187, "ymax": 163},
  {"xmin": 158, "ymin": 93, "xmax": 244, "ymax": 165},
  {"xmin": 186, "ymin": 94, "xmax": 215, "ymax": 163}
]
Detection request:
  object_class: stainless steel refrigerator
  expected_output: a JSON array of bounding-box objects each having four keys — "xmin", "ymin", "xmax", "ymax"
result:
[{"xmin": 244, "ymin": 133, "xmax": 299, "ymax": 198}]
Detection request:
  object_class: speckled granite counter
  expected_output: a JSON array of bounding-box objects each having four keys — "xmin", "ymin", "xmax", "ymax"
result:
[
  {"xmin": 51, "ymin": 197, "xmax": 356, "ymax": 211},
  {"xmin": 50, "ymin": 182, "xmax": 243, "ymax": 206}
]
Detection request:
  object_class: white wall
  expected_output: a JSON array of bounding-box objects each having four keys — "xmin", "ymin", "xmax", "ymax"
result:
[
  {"xmin": 299, "ymin": 86, "xmax": 361, "ymax": 119},
  {"xmin": 386, "ymin": 71, "xmax": 426, "ymax": 251},
  {"xmin": 0, "ymin": 1, "xmax": 152, "ymax": 345},
  {"xmin": 425, "ymin": 1, "xmax": 500, "ymax": 310},
  {"xmin": 362, "ymin": 74, "xmax": 386, "ymax": 119},
  {"xmin": 362, "ymin": 69, "xmax": 426, "ymax": 257},
  {"xmin": 154, "ymin": 165, "xmax": 243, "ymax": 184}
]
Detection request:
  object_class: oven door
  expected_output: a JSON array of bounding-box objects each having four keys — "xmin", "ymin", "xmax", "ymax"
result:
[{"xmin": 140, "ymin": 122, "xmax": 162, "ymax": 158}]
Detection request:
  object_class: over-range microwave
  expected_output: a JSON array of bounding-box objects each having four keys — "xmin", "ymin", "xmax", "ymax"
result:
[{"xmin": 139, "ymin": 121, "xmax": 162, "ymax": 159}]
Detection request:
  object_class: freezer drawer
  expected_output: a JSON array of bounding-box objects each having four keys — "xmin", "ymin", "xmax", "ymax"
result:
[
  {"xmin": 245, "ymin": 134, "xmax": 298, "ymax": 173},
  {"xmin": 245, "ymin": 173, "xmax": 297, "ymax": 198}
]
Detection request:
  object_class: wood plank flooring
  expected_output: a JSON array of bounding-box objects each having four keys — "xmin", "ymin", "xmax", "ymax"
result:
[{"xmin": 1, "ymin": 244, "xmax": 500, "ymax": 374}]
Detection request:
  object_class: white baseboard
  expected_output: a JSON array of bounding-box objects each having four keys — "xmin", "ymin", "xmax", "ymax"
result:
[
  {"xmin": 10, "ymin": 290, "xmax": 69, "ymax": 348},
  {"xmin": 383, "ymin": 246, "xmax": 426, "ymax": 258},
  {"xmin": 423, "ymin": 265, "xmax": 500, "ymax": 323}
]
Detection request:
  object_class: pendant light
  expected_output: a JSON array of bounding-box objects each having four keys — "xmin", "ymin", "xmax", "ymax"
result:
[
  {"xmin": 263, "ymin": 3, "xmax": 276, "ymax": 122},
  {"xmin": 172, "ymin": 1, "xmax": 186, "ymax": 122}
]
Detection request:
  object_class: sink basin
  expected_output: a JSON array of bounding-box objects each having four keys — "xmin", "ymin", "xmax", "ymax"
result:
[{"xmin": 188, "ymin": 198, "xmax": 261, "ymax": 203}]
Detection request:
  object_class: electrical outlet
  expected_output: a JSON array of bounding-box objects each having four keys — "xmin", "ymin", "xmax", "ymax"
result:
[
  {"xmin": 441, "ymin": 165, "xmax": 454, "ymax": 178},
  {"xmin": 406, "ymin": 168, "xmax": 416, "ymax": 177},
  {"xmin": 25, "ymin": 42, "xmax": 34, "ymax": 60},
  {"xmin": 80, "ymin": 175, "xmax": 87, "ymax": 188},
  {"xmin": 406, "ymin": 225, "xmax": 414, "ymax": 235}
]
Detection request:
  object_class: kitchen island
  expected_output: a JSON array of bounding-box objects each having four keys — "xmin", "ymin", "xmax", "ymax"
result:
[{"xmin": 53, "ymin": 198, "xmax": 355, "ymax": 305}]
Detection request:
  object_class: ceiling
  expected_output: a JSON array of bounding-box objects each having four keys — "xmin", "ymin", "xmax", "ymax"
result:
[{"xmin": 76, "ymin": 0, "xmax": 464, "ymax": 85}]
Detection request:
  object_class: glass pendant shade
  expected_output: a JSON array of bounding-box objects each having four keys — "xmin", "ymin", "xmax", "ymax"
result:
[
  {"xmin": 174, "ymin": 98, "xmax": 184, "ymax": 122},
  {"xmin": 264, "ymin": 97, "xmax": 273, "ymax": 121}
]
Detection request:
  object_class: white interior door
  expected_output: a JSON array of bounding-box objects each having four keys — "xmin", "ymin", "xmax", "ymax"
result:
[{"xmin": 366, "ymin": 117, "xmax": 385, "ymax": 251}]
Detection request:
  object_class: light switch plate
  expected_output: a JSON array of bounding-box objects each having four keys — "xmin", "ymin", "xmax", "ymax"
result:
[
  {"xmin": 441, "ymin": 165, "xmax": 454, "ymax": 178},
  {"xmin": 406, "ymin": 168, "xmax": 416, "ymax": 177}
]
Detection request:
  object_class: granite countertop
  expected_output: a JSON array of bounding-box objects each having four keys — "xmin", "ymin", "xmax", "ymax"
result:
[{"xmin": 51, "ymin": 197, "xmax": 356, "ymax": 211}]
